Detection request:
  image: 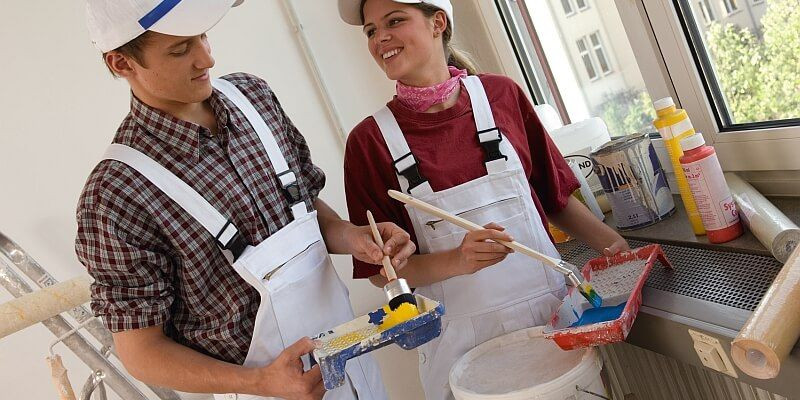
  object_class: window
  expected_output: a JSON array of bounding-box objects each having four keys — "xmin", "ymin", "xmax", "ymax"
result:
[
  {"xmin": 721, "ymin": 0, "xmax": 739, "ymax": 14},
  {"xmin": 576, "ymin": 37, "xmax": 598, "ymax": 80},
  {"xmin": 698, "ymin": 0, "xmax": 716, "ymax": 24},
  {"xmin": 625, "ymin": 0, "xmax": 800, "ymax": 174},
  {"xmin": 575, "ymin": 0, "xmax": 589, "ymax": 11},
  {"xmin": 495, "ymin": 0, "xmax": 656, "ymax": 137},
  {"xmin": 670, "ymin": 0, "xmax": 800, "ymax": 127},
  {"xmin": 560, "ymin": 0, "xmax": 575, "ymax": 16},
  {"xmin": 589, "ymin": 32, "xmax": 611, "ymax": 74}
]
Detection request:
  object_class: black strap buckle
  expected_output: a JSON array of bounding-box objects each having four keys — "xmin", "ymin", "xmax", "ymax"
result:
[
  {"xmin": 477, "ymin": 128, "xmax": 508, "ymax": 163},
  {"xmin": 392, "ymin": 152, "xmax": 428, "ymax": 193},
  {"xmin": 277, "ymin": 171, "xmax": 303, "ymax": 205},
  {"xmin": 216, "ymin": 220, "xmax": 248, "ymax": 262}
]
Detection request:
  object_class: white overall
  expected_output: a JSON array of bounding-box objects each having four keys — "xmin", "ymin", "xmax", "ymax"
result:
[
  {"xmin": 103, "ymin": 79, "xmax": 387, "ymax": 400},
  {"xmin": 372, "ymin": 76, "xmax": 567, "ymax": 400}
]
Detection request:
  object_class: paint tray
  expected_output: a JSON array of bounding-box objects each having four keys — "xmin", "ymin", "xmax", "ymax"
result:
[
  {"xmin": 313, "ymin": 294, "xmax": 444, "ymax": 390},
  {"xmin": 543, "ymin": 244, "xmax": 671, "ymax": 350}
]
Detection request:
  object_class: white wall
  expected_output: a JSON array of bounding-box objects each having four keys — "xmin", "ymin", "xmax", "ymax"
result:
[{"xmin": 0, "ymin": 1, "xmax": 423, "ymax": 399}]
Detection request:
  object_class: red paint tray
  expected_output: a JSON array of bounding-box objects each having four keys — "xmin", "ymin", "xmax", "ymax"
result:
[{"xmin": 543, "ymin": 244, "xmax": 671, "ymax": 350}]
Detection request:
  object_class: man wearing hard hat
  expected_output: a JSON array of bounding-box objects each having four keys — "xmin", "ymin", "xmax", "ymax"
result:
[{"xmin": 76, "ymin": 1, "xmax": 411, "ymax": 399}]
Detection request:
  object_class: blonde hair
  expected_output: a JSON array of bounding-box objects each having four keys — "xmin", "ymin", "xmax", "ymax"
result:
[{"xmin": 360, "ymin": 1, "xmax": 479, "ymax": 75}]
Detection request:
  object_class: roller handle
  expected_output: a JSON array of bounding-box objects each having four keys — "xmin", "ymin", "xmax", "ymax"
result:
[
  {"xmin": 387, "ymin": 190, "xmax": 570, "ymax": 275},
  {"xmin": 366, "ymin": 211, "xmax": 398, "ymax": 281}
]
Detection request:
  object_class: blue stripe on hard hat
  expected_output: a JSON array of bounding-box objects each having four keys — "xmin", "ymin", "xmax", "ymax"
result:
[{"xmin": 139, "ymin": 0, "xmax": 182, "ymax": 29}]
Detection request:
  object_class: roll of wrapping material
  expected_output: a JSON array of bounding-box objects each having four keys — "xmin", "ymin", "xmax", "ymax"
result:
[
  {"xmin": 47, "ymin": 354, "xmax": 77, "ymax": 400},
  {"xmin": 568, "ymin": 159, "xmax": 605, "ymax": 221},
  {"xmin": 724, "ymin": 173, "xmax": 800, "ymax": 263},
  {"xmin": 0, "ymin": 275, "xmax": 92, "ymax": 339},
  {"xmin": 731, "ymin": 244, "xmax": 800, "ymax": 379}
]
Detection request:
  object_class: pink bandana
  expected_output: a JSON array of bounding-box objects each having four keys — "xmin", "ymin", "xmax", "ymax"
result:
[{"xmin": 396, "ymin": 66, "xmax": 468, "ymax": 112}]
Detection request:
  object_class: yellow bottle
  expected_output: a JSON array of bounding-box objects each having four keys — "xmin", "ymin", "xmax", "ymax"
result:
[
  {"xmin": 548, "ymin": 222, "xmax": 572, "ymax": 243},
  {"xmin": 653, "ymin": 97, "xmax": 706, "ymax": 235}
]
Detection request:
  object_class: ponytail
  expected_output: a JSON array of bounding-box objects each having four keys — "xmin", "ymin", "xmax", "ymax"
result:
[{"xmin": 446, "ymin": 44, "xmax": 479, "ymax": 76}]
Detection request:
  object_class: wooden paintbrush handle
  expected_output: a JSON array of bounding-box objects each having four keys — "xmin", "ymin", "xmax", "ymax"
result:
[
  {"xmin": 366, "ymin": 211, "xmax": 398, "ymax": 281},
  {"xmin": 387, "ymin": 190, "xmax": 563, "ymax": 268}
]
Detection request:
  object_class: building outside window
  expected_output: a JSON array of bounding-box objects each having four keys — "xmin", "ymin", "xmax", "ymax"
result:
[
  {"xmin": 576, "ymin": 37, "xmax": 598, "ymax": 81},
  {"xmin": 589, "ymin": 31, "xmax": 611, "ymax": 74},
  {"xmin": 698, "ymin": 0, "xmax": 716, "ymax": 24}
]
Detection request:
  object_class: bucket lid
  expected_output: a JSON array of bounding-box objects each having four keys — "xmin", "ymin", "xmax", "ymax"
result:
[
  {"xmin": 450, "ymin": 327, "xmax": 588, "ymax": 396},
  {"xmin": 590, "ymin": 132, "xmax": 648, "ymax": 157}
]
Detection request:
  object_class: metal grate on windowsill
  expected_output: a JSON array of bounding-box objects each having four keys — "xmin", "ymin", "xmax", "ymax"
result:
[{"xmin": 555, "ymin": 239, "xmax": 783, "ymax": 311}]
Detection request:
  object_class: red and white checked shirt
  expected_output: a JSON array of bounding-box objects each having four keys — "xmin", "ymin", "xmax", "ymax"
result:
[{"xmin": 75, "ymin": 73, "xmax": 325, "ymax": 364}]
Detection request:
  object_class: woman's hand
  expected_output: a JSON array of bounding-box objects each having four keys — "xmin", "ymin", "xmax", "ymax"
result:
[
  {"xmin": 602, "ymin": 237, "xmax": 630, "ymax": 256},
  {"xmin": 455, "ymin": 222, "xmax": 515, "ymax": 275}
]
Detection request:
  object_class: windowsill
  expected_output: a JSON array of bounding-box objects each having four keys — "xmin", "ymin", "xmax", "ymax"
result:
[{"xmin": 602, "ymin": 194, "xmax": 800, "ymax": 256}]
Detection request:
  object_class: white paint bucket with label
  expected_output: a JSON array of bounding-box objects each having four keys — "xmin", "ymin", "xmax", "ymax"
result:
[{"xmin": 449, "ymin": 327, "xmax": 608, "ymax": 400}]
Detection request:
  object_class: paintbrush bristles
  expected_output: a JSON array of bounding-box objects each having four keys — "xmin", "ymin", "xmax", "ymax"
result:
[{"xmin": 579, "ymin": 283, "xmax": 604, "ymax": 308}]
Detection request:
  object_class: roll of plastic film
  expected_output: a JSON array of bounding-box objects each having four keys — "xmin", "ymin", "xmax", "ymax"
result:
[{"xmin": 724, "ymin": 173, "xmax": 800, "ymax": 263}]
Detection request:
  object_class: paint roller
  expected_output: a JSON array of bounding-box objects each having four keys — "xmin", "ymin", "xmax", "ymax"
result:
[
  {"xmin": 387, "ymin": 190, "xmax": 603, "ymax": 308},
  {"xmin": 0, "ymin": 275, "xmax": 92, "ymax": 339},
  {"xmin": 366, "ymin": 211, "xmax": 419, "ymax": 314},
  {"xmin": 731, "ymin": 243, "xmax": 800, "ymax": 379}
]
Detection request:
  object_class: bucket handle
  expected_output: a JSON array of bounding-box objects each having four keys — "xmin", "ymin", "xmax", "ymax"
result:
[{"xmin": 576, "ymin": 385, "xmax": 611, "ymax": 400}]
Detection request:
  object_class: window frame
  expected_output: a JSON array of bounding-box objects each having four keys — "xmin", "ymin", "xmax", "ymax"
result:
[
  {"xmin": 638, "ymin": 0, "xmax": 800, "ymax": 172},
  {"xmin": 575, "ymin": 0, "xmax": 590, "ymax": 11},
  {"xmin": 698, "ymin": 0, "xmax": 716, "ymax": 24},
  {"xmin": 576, "ymin": 36, "xmax": 600, "ymax": 81},
  {"xmin": 478, "ymin": 0, "xmax": 800, "ymax": 173},
  {"xmin": 588, "ymin": 31, "xmax": 612, "ymax": 75},
  {"xmin": 561, "ymin": 0, "xmax": 576, "ymax": 17},
  {"xmin": 720, "ymin": 0, "xmax": 740, "ymax": 15}
]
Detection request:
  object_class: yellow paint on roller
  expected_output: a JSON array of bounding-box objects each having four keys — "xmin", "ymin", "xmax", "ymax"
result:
[{"xmin": 378, "ymin": 303, "xmax": 420, "ymax": 331}]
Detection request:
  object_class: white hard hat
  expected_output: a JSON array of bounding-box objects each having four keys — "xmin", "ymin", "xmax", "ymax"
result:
[
  {"xmin": 338, "ymin": 0, "xmax": 454, "ymax": 28},
  {"xmin": 86, "ymin": 0, "xmax": 244, "ymax": 52}
]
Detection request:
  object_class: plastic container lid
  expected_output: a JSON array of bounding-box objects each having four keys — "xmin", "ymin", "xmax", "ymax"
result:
[
  {"xmin": 653, "ymin": 97, "xmax": 675, "ymax": 111},
  {"xmin": 680, "ymin": 133, "xmax": 706, "ymax": 151}
]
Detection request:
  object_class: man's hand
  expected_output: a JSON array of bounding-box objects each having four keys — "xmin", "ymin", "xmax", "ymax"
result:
[
  {"xmin": 253, "ymin": 338, "xmax": 325, "ymax": 400},
  {"xmin": 346, "ymin": 222, "xmax": 416, "ymax": 273}
]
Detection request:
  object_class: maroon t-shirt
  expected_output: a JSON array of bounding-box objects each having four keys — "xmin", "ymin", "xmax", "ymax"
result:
[{"xmin": 344, "ymin": 74, "xmax": 579, "ymax": 279}]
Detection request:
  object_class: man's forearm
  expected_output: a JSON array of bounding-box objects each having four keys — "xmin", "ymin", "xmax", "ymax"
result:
[
  {"xmin": 114, "ymin": 327, "xmax": 262, "ymax": 395},
  {"xmin": 314, "ymin": 198, "xmax": 355, "ymax": 255}
]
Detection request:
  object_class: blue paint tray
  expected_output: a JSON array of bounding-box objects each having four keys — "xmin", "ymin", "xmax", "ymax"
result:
[{"xmin": 312, "ymin": 295, "xmax": 444, "ymax": 390}]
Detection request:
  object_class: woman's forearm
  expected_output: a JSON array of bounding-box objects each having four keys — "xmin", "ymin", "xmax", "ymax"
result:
[
  {"xmin": 548, "ymin": 196, "xmax": 626, "ymax": 253},
  {"xmin": 369, "ymin": 249, "xmax": 463, "ymax": 288}
]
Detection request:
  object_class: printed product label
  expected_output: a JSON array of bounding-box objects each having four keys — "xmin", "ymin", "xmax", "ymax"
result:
[
  {"xmin": 657, "ymin": 117, "xmax": 693, "ymax": 140},
  {"xmin": 682, "ymin": 153, "xmax": 739, "ymax": 231}
]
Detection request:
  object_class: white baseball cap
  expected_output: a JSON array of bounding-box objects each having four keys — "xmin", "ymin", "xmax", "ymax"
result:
[
  {"xmin": 87, "ymin": 0, "xmax": 244, "ymax": 52},
  {"xmin": 338, "ymin": 0, "xmax": 454, "ymax": 28}
]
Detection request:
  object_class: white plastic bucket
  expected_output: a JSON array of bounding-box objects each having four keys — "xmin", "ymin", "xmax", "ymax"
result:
[{"xmin": 449, "ymin": 327, "xmax": 607, "ymax": 400}]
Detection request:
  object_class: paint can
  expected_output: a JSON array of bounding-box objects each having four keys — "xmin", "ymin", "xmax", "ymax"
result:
[
  {"xmin": 449, "ymin": 326, "xmax": 608, "ymax": 400},
  {"xmin": 590, "ymin": 133, "xmax": 675, "ymax": 230}
]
